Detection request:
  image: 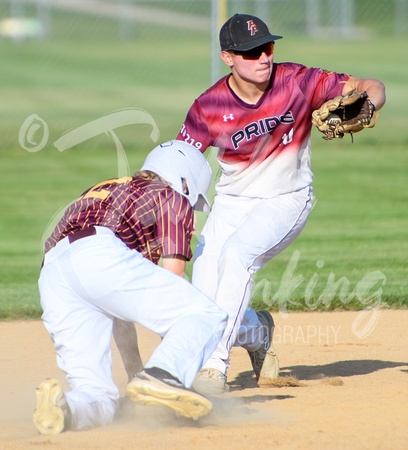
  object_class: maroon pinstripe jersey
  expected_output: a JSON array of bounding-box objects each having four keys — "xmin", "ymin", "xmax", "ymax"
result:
[{"xmin": 44, "ymin": 176, "xmax": 195, "ymax": 264}]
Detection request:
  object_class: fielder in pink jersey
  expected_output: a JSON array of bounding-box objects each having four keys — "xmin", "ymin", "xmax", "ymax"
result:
[
  {"xmin": 33, "ymin": 141, "xmax": 228, "ymax": 434},
  {"xmin": 176, "ymin": 14, "xmax": 386, "ymax": 395}
]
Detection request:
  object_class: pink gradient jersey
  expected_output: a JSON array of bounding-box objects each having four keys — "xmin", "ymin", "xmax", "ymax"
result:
[{"xmin": 177, "ymin": 62, "xmax": 349, "ymax": 197}]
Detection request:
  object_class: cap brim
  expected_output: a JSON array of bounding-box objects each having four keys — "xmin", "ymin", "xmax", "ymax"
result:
[{"xmin": 229, "ymin": 34, "xmax": 283, "ymax": 52}]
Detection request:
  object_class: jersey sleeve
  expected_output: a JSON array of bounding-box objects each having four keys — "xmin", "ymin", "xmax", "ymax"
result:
[
  {"xmin": 295, "ymin": 66, "xmax": 350, "ymax": 110},
  {"xmin": 176, "ymin": 100, "xmax": 212, "ymax": 153},
  {"xmin": 154, "ymin": 189, "xmax": 194, "ymax": 261}
]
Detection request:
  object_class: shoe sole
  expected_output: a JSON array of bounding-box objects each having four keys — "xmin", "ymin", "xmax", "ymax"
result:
[
  {"xmin": 259, "ymin": 343, "xmax": 280, "ymax": 379},
  {"xmin": 126, "ymin": 379, "xmax": 213, "ymax": 420},
  {"xmin": 255, "ymin": 311, "xmax": 280, "ymax": 379},
  {"xmin": 33, "ymin": 379, "xmax": 65, "ymax": 435}
]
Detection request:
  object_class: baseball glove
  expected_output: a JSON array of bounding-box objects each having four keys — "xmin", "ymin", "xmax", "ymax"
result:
[{"xmin": 312, "ymin": 90, "xmax": 376, "ymax": 141}]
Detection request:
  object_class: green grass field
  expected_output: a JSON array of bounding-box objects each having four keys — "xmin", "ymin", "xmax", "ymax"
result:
[{"xmin": 0, "ymin": 10, "xmax": 407, "ymax": 319}]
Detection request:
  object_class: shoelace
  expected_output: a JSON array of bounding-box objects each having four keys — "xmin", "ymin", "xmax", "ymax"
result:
[
  {"xmin": 261, "ymin": 331, "xmax": 270, "ymax": 351},
  {"xmin": 201, "ymin": 369, "xmax": 225, "ymax": 380},
  {"xmin": 250, "ymin": 347, "xmax": 266, "ymax": 368}
]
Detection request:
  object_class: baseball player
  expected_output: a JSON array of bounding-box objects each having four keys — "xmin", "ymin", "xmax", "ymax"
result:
[
  {"xmin": 176, "ymin": 14, "xmax": 386, "ymax": 395},
  {"xmin": 33, "ymin": 140, "xmax": 227, "ymax": 434}
]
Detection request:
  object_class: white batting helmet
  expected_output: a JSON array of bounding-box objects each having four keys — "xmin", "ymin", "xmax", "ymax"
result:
[{"xmin": 141, "ymin": 140, "xmax": 212, "ymax": 212}]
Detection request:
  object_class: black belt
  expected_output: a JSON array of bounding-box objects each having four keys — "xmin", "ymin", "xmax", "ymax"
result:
[
  {"xmin": 68, "ymin": 226, "xmax": 97, "ymax": 244},
  {"xmin": 41, "ymin": 226, "xmax": 97, "ymax": 269}
]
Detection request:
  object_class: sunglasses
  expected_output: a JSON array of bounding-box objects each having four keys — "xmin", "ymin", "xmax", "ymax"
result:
[{"xmin": 232, "ymin": 42, "xmax": 275, "ymax": 59}]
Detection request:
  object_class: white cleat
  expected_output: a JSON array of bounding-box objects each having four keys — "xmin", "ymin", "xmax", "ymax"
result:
[
  {"xmin": 33, "ymin": 378, "xmax": 67, "ymax": 435},
  {"xmin": 126, "ymin": 369, "xmax": 213, "ymax": 420},
  {"xmin": 192, "ymin": 368, "xmax": 229, "ymax": 396},
  {"xmin": 248, "ymin": 311, "xmax": 279, "ymax": 380}
]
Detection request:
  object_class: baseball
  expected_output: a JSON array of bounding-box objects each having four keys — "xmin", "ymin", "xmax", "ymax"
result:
[{"xmin": 326, "ymin": 113, "xmax": 341, "ymax": 125}]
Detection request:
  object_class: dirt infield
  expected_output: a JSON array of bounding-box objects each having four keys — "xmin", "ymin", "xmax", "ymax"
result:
[{"xmin": 1, "ymin": 309, "xmax": 407, "ymax": 449}]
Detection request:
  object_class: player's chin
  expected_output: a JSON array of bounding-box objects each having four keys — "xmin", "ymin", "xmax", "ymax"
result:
[{"xmin": 255, "ymin": 69, "xmax": 271, "ymax": 83}]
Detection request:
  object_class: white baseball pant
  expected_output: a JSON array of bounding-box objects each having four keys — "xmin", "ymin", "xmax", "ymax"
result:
[
  {"xmin": 192, "ymin": 186, "xmax": 313, "ymax": 374},
  {"xmin": 39, "ymin": 226, "xmax": 227, "ymax": 431}
]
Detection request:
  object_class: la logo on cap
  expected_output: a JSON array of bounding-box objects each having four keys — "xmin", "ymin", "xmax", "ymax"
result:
[{"xmin": 247, "ymin": 20, "xmax": 258, "ymax": 36}]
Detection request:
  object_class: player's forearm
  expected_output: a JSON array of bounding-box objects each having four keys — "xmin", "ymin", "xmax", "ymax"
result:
[
  {"xmin": 162, "ymin": 255, "xmax": 187, "ymax": 277},
  {"xmin": 345, "ymin": 76, "xmax": 386, "ymax": 111},
  {"xmin": 113, "ymin": 318, "xmax": 143, "ymax": 381}
]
